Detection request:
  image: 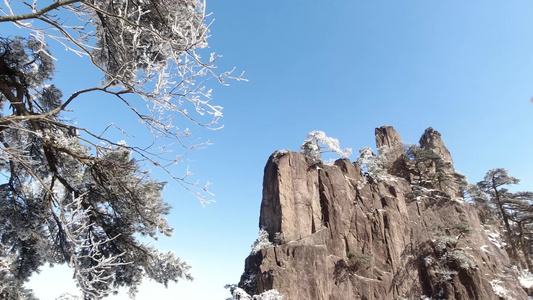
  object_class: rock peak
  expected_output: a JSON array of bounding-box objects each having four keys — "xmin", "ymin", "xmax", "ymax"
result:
[
  {"xmin": 237, "ymin": 127, "xmax": 527, "ymax": 300},
  {"xmin": 375, "ymin": 125, "xmax": 402, "ymax": 149},
  {"xmin": 419, "ymin": 127, "xmax": 453, "ymax": 165},
  {"xmin": 374, "ymin": 125, "xmax": 406, "ymax": 176}
]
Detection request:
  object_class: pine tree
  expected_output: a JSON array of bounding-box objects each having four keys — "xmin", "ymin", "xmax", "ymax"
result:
[
  {"xmin": 300, "ymin": 131, "xmax": 352, "ymax": 162},
  {"xmin": 0, "ymin": 1, "xmax": 243, "ymax": 298},
  {"xmin": 405, "ymin": 145, "xmax": 453, "ymax": 190},
  {"xmin": 476, "ymin": 169, "xmax": 533, "ymax": 270}
]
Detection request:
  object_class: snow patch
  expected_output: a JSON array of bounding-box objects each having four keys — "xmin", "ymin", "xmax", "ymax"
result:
[
  {"xmin": 231, "ymin": 288, "xmax": 283, "ymax": 300},
  {"xmin": 490, "ymin": 279, "xmax": 509, "ymax": 298},
  {"xmin": 484, "ymin": 227, "xmax": 505, "ymax": 249},
  {"xmin": 519, "ymin": 270, "xmax": 533, "ymax": 289}
]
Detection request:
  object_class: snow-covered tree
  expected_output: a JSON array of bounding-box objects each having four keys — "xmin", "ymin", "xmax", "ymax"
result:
[
  {"xmin": 250, "ymin": 229, "xmax": 274, "ymax": 254},
  {"xmin": 300, "ymin": 131, "xmax": 351, "ymax": 162},
  {"xmin": 228, "ymin": 287, "xmax": 283, "ymax": 300},
  {"xmin": 357, "ymin": 147, "xmax": 384, "ymax": 178},
  {"xmin": 55, "ymin": 293, "xmax": 81, "ymax": 300},
  {"xmin": 0, "ymin": 1, "xmax": 243, "ymax": 298},
  {"xmin": 356, "ymin": 147, "xmax": 398, "ymax": 182}
]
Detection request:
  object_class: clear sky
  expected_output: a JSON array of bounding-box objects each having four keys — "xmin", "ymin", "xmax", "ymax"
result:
[{"xmin": 17, "ymin": 1, "xmax": 533, "ymax": 299}]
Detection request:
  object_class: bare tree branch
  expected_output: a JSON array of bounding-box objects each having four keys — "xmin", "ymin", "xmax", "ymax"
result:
[{"xmin": 0, "ymin": 0, "xmax": 80, "ymax": 22}]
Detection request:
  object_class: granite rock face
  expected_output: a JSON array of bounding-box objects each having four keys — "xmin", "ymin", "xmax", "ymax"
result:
[
  {"xmin": 374, "ymin": 125, "xmax": 405, "ymax": 175},
  {"xmin": 375, "ymin": 125, "xmax": 403, "ymax": 149},
  {"xmin": 238, "ymin": 126, "xmax": 528, "ymax": 300},
  {"xmin": 419, "ymin": 127, "xmax": 454, "ymax": 166},
  {"xmin": 416, "ymin": 127, "xmax": 465, "ymax": 198}
]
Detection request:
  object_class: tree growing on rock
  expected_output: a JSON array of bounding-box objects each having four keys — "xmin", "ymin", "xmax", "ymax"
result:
[
  {"xmin": 465, "ymin": 184, "xmax": 494, "ymax": 224},
  {"xmin": 356, "ymin": 147, "xmax": 388, "ymax": 180},
  {"xmin": 474, "ymin": 169, "xmax": 533, "ymax": 270},
  {"xmin": 226, "ymin": 286, "xmax": 283, "ymax": 300},
  {"xmin": 300, "ymin": 131, "xmax": 351, "ymax": 162},
  {"xmin": 0, "ymin": 0, "xmax": 243, "ymax": 298},
  {"xmin": 405, "ymin": 145, "xmax": 453, "ymax": 190}
]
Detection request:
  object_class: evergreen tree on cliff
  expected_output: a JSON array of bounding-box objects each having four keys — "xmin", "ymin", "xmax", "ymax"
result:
[
  {"xmin": 0, "ymin": 1, "xmax": 243, "ymax": 298},
  {"xmin": 475, "ymin": 168, "xmax": 533, "ymax": 270},
  {"xmin": 406, "ymin": 145, "xmax": 453, "ymax": 190}
]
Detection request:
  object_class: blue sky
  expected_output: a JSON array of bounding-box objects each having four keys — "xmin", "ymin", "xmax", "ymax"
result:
[{"xmin": 18, "ymin": 1, "xmax": 533, "ymax": 299}]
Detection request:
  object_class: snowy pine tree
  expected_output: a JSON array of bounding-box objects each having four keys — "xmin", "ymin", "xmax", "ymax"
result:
[
  {"xmin": 300, "ymin": 131, "xmax": 351, "ymax": 162},
  {"xmin": 0, "ymin": 1, "xmax": 243, "ymax": 298}
]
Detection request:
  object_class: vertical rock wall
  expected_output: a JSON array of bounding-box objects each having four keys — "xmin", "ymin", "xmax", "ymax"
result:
[{"xmin": 239, "ymin": 127, "xmax": 528, "ymax": 300}]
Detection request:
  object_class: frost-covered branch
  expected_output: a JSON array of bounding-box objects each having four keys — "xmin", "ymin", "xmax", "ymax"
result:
[
  {"xmin": 250, "ymin": 229, "xmax": 274, "ymax": 254},
  {"xmin": 300, "ymin": 131, "xmax": 352, "ymax": 162},
  {"xmin": 0, "ymin": 0, "xmax": 237, "ymax": 298},
  {"xmin": 0, "ymin": 0, "xmax": 244, "ymax": 198},
  {"xmin": 356, "ymin": 147, "xmax": 391, "ymax": 182},
  {"xmin": 228, "ymin": 287, "xmax": 284, "ymax": 300},
  {"xmin": 0, "ymin": 0, "xmax": 80, "ymax": 22},
  {"xmin": 58, "ymin": 194, "xmax": 129, "ymax": 298}
]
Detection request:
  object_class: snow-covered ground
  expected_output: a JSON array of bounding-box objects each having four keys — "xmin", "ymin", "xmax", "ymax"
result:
[
  {"xmin": 520, "ymin": 270, "xmax": 533, "ymax": 289},
  {"xmin": 518, "ymin": 269, "xmax": 533, "ymax": 300}
]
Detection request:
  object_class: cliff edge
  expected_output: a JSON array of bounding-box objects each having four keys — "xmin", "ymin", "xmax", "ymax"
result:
[{"xmin": 237, "ymin": 126, "xmax": 527, "ymax": 300}]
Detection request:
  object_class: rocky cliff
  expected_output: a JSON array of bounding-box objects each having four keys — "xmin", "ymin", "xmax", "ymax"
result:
[{"xmin": 238, "ymin": 126, "xmax": 528, "ymax": 300}]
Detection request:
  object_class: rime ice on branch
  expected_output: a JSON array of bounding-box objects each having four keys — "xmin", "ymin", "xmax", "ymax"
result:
[
  {"xmin": 0, "ymin": 0, "xmax": 244, "ymax": 298},
  {"xmin": 300, "ymin": 131, "xmax": 352, "ymax": 162}
]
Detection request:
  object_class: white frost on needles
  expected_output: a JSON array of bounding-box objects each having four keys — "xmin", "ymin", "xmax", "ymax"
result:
[
  {"xmin": 231, "ymin": 288, "xmax": 283, "ymax": 300},
  {"xmin": 250, "ymin": 229, "xmax": 274, "ymax": 254},
  {"xmin": 300, "ymin": 131, "xmax": 352, "ymax": 161}
]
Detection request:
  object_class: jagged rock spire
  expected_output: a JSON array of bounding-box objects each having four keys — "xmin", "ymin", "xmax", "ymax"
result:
[
  {"xmin": 237, "ymin": 127, "xmax": 528, "ymax": 300},
  {"xmin": 417, "ymin": 127, "xmax": 464, "ymax": 197},
  {"xmin": 375, "ymin": 125, "xmax": 402, "ymax": 149},
  {"xmin": 374, "ymin": 125, "xmax": 406, "ymax": 176},
  {"xmin": 419, "ymin": 127, "xmax": 454, "ymax": 166}
]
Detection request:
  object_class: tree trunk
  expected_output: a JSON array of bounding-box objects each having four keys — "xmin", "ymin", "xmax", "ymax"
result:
[{"xmin": 518, "ymin": 222, "xmax": 533, "ymax": 271}]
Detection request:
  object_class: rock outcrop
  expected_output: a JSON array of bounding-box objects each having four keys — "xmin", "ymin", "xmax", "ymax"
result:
[
  {"xmin": 415, "ymin": 127, "xmax": 465, "ymax": 198},
  {"xmin": 374, "ymin": 125, "xmax": 405, "ymax": 175},
  {"xmin": 375, "ymin": 125, "xmax": 403, "ymax": 149},
  {"xmin": 419, "ymin": 127, "xmax": 453, "ymax": 166},
  {"xmin": 238, "ymin": 126, "xmax": 528, "ymax": 300}
]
